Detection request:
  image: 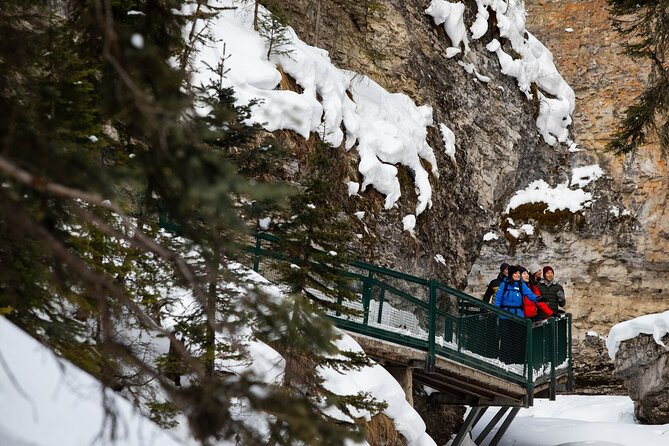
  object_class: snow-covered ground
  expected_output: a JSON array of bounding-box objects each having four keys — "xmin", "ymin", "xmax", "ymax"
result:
[{"xmin": 463, "ymin": 395, "xmax": 669, "ymax": 446}]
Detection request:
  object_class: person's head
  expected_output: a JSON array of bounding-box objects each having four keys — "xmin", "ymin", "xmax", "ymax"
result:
[
  {"xmin": 529, "ymin": 263, "xmax": 542, "ymax": 281},
  {"xmin": 507, "ymin": 265, "xmax": 521, "ymax": 282},
  {"xmin": 543, "ymin": 265, "xmax": 555, "ymax": 282},
  {"xmin": 519, "ymin": 267, "xmax": 530, "ymax": 283},
  {"xmin": 500, "ymin": 262, "xmax": 510, "ymax": 277}
]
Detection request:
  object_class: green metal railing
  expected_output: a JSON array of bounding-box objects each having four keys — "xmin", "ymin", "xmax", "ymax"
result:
[{"xmin": 242, "ymin": 233, "xmax": 573, "ymax": 402}]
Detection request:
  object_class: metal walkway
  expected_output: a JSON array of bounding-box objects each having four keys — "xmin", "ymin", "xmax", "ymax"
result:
[{"xmin": 246, "ymin": 231, "xmax": 572, "ymax": 445}]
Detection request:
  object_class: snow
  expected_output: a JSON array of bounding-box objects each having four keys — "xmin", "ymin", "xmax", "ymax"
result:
[
  {"xmin": 348, "ymin": 181, "xmax": 360, "ymax": 196},
  {"xmin": 0, "ymin": 318, "xmax": 186, "ymax": 446},
  {"xmin": 439, "ymin": 123, "xmax": 457, "ymax": 162},
  {"xmin": 319, "ymin": 332, "xmax": 437, "ymax": 446},
  {"xmin": 354, "ymin": 211, "xmax": 365, "ymax": 220},
  {"xmin": 428, "ymin": 0, "xmax": 575, "ymax": 147},
  {"xmin": 88, "ymin": 135, "xmax": 98, "ymax": 142},
  {"xmin": 468, "ymin": 395, "xmax": 669, "ymax": 446},
  {"xmin": 258, "ymin": 216, "xmax": 271, "ymax": 230},
  {"xmin": 403, "ymin": 215, "xmax": 417, "ymax": 235},
  {"xmin": 571, "ymin": 164, "xmax": 604, "ymax": 188},
  {"xmin": 131, "ymin": 33, "xmax": 144, "ymax": 49},
  {"xmin": 426, "ymin": 1, "xmax": 470, "ymax": 57},
  {"xmin": 519, "ymin": 223, "xmax": 534, "ymax": 235},
  {"xmin": 565, "ymin": 27, "xmax": 574, "ymax": 33},
  {"xmin": 434, "ymin": 254, "xmax": 447, "ymax": 265},
  {"xmin": 457, "ymin": 60, "xmax": 491, "ymax": 82},
  {"xmin": 483, "ymin": 231, "xmax": 499, "ymax": 241},
  {"xmin": 505, "ymin": 179, "xmax": 593, "ymax": 213},
  {"xmin": 192, "ymin": 1, "xmax": 439, "ymax": 218},
  {"xmin": 606, "ymin": 310, "xmax": 669, "ymax": 359}
]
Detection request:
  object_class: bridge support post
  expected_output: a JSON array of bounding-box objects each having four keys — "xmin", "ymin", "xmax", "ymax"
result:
[
  {"xmin": 385, "ymin": 366, "xmax": 413, "ymax": 406},
  {"xmin": 451, "ymin": 406, "xmax": 485, "ymax": 446},
  {"xmin": 474, "ymin": 407, "xmax": 508, "ymax": 445},
  {"xmin": 489, "ymin": 407, "xmax": 520, "ymax": 446}
]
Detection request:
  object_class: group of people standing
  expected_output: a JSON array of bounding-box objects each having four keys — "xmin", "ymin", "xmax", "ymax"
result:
[
  {"xmin": 479, "ymin": 262, "xmax": 567, "ymax": 364},
  {"xmin": 483, "ymin": 262, "xmax": 566, "ymax": 320}
]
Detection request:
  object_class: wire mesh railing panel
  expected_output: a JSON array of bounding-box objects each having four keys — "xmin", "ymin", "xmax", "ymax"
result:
[{"xmin": 366, "ymin": 282, "xmax": 430, "ymax": 338}]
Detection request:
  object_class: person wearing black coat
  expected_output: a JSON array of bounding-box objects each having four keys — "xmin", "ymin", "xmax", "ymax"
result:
[
  {"xmin": 537, "ymin": 265, "xmax": 566, "ymax": 313},
  {"xmin": 483, "ymin": 262, "xmax": 509, "ymax": 304}
]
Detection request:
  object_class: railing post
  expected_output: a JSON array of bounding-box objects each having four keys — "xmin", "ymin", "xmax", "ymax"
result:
[
  {"xmin": 525, "ymin": 319, "xmax": 534, "ymax": 407},
  {"xmin": 457, "ymin": 299, "xmax": 463, "ymax": 353},
  {"xmin": 550, "ymin": 316, "xmax": 557, "ymax": 400},
  {"xmin": 426, "ymin": 279, "xmax": 437, "ymax": 373},
  {"xmin": 567, "ymin": 313, "xmax": 574, "ymax": 392},
  {"xmin": 253, "ymin": 234, "xmax": 262, "ymax": 272},
  {"xmin": 377, "ymin": 288, "xmax": 385, "ymax": 324},
  {"xmin": 362, "ymin": 271, "xmax": 373, "ymax": 327}
]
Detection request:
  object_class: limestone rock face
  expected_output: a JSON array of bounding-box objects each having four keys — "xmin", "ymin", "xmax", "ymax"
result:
[
  {"xmin": 614, "ymin": 334, "xmax": 669, "ymax": 423},
  {"xmin": 573, "ymin": 334, "xmax": 625, "ymax": 395},
  {"xmin": 279, "ymin": 0, "xmax": 563, "ymax": 291},
  {"xmin": 466, "ymin": 0, "xmax": 669, "ymax": 337}
]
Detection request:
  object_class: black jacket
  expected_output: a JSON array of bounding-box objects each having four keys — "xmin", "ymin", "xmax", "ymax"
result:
[
  {"xmin": 537, "ymin": 279, "xmax": 566, "ymax": 312},
  {"xmin": 483, "ymin": 273, "xmax": 505, "ymax": 304}
]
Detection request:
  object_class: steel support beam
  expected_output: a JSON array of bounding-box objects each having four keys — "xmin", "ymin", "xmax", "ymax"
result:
[
  {"xmin": 451, "ymin": 406, "xmax": 485, "ymax": 446},
  {"xmin": 489, "ymin": 407, "xmax": 520, "ymax": 446},
  {"xmin": 474, "ymin": 407, "xmax": 509, "ymax": 445}
]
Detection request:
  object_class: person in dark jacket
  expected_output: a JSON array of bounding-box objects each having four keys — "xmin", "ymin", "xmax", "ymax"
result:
[
  {"xmin": 483, "ymin": 262, "xmax": 509, "ymax": 304},
  {"xmin": 537, "ymin": 265, "xmax": 566, "ymax": 313},
  {"xmin": 495, "ymin": 265, "xmax": 538, "ymax": 364}
]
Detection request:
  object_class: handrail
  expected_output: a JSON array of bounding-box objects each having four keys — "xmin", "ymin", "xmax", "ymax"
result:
[{"xmin": 224, "ymin": 230, "xmax": 572, "ymax": 404}]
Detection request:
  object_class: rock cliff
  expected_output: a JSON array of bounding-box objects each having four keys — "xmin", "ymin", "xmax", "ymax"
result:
[
  {"xmin": 613, "ymin": 333, "xmax": 669, "ymax": 423},
  {"xmin": 258, "ymin": 0, "xmax": 669, "ymax": 436},
  {"xmin": 466, "ymin": 0, "xmax": 669, "ymax": 338},
  {"xmin": 271, "ymin": 0, "xmax": 669, "ymax": 381},
  {"xmin": 277, "ymin": 0, "xmax": 564, "ymax": 290}
]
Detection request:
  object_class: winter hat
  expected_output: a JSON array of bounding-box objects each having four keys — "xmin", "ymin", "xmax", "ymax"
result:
[
  {"xmin": 507, "ymin": 265, "xmax": 520, "ymax": 278},
  {"xmin": 499, "ymin": 262, "xmax": 510, "ymax": 273},
  {"xmin": 518, "ymin": 266, "xmax": 528, "ymax": 274},
  {"xmin": 543, "ymin": 265, "xmax": 554, "ymax": 275},
  {"xmin": 529, "ymin": 263, "xmax": 542, "ymax": 275}
]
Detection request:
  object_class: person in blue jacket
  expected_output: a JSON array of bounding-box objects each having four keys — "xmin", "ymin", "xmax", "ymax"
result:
[{"xmin": 494, "ymin": 265, "xmax": 538, "ymax": 364}]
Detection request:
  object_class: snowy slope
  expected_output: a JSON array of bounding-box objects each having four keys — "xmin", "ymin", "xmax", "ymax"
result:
[
  {"xmin": 189, "ymin": 0, "xmax": 444, "ymax": 220},
  {"xmin": 0, "ymin": 317, "xmax": 187, "ymax": 446},
  {"xmin": 0, "ymin": 262, "xmax": 438, "ymax": 446}
]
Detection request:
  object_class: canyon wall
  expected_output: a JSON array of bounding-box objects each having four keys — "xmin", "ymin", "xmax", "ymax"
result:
[
  {"xmin": 272, "ymin": 0, "xmax": 668, "ymax": 336},
  {"xmin": 466, "ymin": 0, "xmax": 669, "ymax": 337}
]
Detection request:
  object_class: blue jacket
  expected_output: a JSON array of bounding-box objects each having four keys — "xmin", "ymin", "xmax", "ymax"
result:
[{"xmin": 494, "ymin": 278, "xmax": 538, "ymax": 317}]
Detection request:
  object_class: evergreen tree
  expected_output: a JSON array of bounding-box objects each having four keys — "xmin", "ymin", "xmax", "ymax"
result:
[
  {"xmin": 271, "ymin": 141, "xmax": 359, "ymax": 315},
  {"xmin": 607, "ymin": 0, "xmax": 669, "ymax": 154},
  {"xmin": 0, "ymin": 1, "xmax": 382, "ymax": 444},
  {"xmin": 255, "ymin": 2, "xmax": 294, "ymax": 59}
]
